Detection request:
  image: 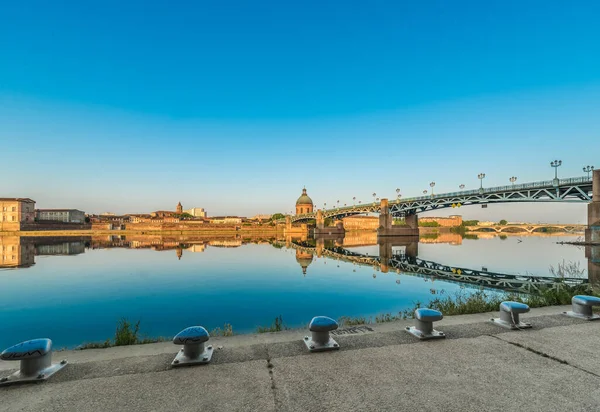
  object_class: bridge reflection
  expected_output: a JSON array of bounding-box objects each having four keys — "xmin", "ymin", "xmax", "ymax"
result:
[{"xmin": 280, "ymin": 236, "xmax": 594, "ymax": 294}]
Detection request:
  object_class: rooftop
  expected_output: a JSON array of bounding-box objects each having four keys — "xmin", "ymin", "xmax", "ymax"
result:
[{"xmin": 0, "ymin": 198, "xmax": 35, "ymax": 203}]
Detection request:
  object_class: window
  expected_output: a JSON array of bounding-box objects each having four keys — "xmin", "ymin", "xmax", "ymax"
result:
[{"xmin": 12, "ymin": 207, "xmax": 16, "ymax": 212}]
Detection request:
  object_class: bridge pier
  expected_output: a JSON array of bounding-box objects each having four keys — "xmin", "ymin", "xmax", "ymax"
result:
[
  {"xmin": 588, "ymin": 170, "xmax": 600, "ymax": 230},
  {"xmin": 377, "ymin": 199, "xmax": 419, "ymax": 237},
  {"xmin": 314, "ymin": 209, "xmax": 345, "ymax": 236},
  {"xmin": 378, "ymin": 238, "xmax": 419, "ymax": 273}
]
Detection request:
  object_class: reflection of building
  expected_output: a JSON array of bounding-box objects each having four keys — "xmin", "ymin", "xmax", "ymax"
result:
[
  {"xmin": 186, "ymin": 244, "xmax": 206, "ymax": 253},
  {"xmin": 296, "ymin": 188, "xmax": 314, "ymax": 215},
  {"xmin": 185, "ymin": 208, "xmax": 207, "ymax": 218},
  {"xmin": 0, "ymin": 198, "xmax": 36, "ymax": 231},
  {"xmin": 36, "ymin": 209, "xmax": 86, "ymax": 223},
  {"xmin": 208, "ymin": 240, "xmax": 242, "ymax": 247},
  {"xmin": 295, "ymin": 249, "xmax": 314, "ymax": 275},
  {"xmin": 36, "ymin": 242, "xmax": 86, "ymax": 256},
  {"xmin": 0, "ymin": 236, "xmax": 35, "ymax": 268},
  {"xmin": 343, "ymin": 216, "xmax": 379, "ymax": 230},
  {"xmin": 419, "ymin": 215, "xmax": 463, "ymax": 227}
]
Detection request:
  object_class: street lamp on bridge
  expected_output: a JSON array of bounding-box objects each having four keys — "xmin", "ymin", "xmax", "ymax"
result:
[
  {"xmin": 429, "ymin": 182, "xmax": 435, "ymax": 196},
  {"xmin": 478, "ymin": 173, "xmax": 486, "ymax": 194},
  {"xmin": 423, "ymin": 190, "xmax": 428, "ymax": 196},
  {"xmin": 372, "ymin": 193, "xmax": 377, "ymax": 205},
  {"xmin": 550, "ymin": 160, "xmax": 562, "ymax": 186},
  {"xmin": 583, "ymin": 165, "xmax": 594, "ymax": 179},
  {"xmin": 509, "ymin": 176, "xmax": 517, "ymax": 185},
  {"xmin": 336, "ymin": 200, "xmax": 340, "ymax": 209},
  {"xmin": 459, "ymin": 184, "xmax": 465, "ymax": 190},
  {"xmin": 353, "ymin": 196, "xmax": 356, "ymax": 206}
]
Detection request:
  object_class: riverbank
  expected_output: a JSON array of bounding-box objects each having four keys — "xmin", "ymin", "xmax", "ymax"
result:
[
  {"xmin": 3, "ymin": 306, "xmax": 600, "ymax": 411},
  {"xmin": 0, "ymin": 228, "xmax": 283, "ymax": 237}
]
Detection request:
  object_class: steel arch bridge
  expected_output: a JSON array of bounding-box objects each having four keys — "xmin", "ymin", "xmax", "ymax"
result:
[
  {"xmin": 286, "ymin": 176, "xmax": 593, "ymax": 223},
  {"xmin": 281, "ymin": 241, "xmax": 588, "ymax": 294}
]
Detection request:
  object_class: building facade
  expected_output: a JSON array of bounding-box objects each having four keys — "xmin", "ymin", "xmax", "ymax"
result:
[
  {"xmin": 419, "ymin": 215, "xmax": 463, "ymax": 227},
  {"xmin": 342, "ymin": 215, "xmax": 380, "ymax": 230},
  {"xmin": 296, "ymin": 188, "xmax": 314, "ymax": 215},
  {"xmin": 36, "ymin": 209, "xmax": 86, "ymax": 223},
  {"xmin": 209, "ymin": 216, "xmax": 242, "ymax": 225},
  {"xmin": 0, "ymin": 198, "xmax": 36, "ymax": 231},
  {"xmin": 185, "ymin": 208, "xmax": 207, "ymax": 218}
]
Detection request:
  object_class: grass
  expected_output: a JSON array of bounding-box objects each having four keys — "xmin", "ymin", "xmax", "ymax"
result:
[
  {"xmin": 79, "ymin": 318, "xmax": 169, "ymax": 350},
  {"xmin": 257, "ymin": 315, "xmax": 287, "ymax": 333},
  {"xmin": 336, "ymin": 284, "xmax": 599, "ymax": 327},
  {"xmin": 211, "ymin": 323, "xmax": 234, "ymax": 337}
]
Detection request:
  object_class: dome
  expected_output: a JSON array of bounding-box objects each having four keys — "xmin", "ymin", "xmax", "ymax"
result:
[
  {"xmin": 296, "ymin": 188, "xmax": 313, "ymax": 205},
  {"xmin": 295, "ymin": 250, "xmax": 314, "ymax": 275}
]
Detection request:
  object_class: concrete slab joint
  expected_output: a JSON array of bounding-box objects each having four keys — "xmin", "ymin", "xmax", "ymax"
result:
[{"xmin": 0, "ymin": 338, "xmax": 67, "ymax": 386}]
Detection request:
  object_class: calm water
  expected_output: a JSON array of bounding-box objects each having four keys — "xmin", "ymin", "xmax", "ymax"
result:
[{"xmin": 0, "ymin": 233, "xmax": 594, "ymax": 349}]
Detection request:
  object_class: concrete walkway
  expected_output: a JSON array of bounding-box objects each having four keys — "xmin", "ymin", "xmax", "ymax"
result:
[{"xmin": 2, "ymin": 306, "xmax": 600, "ymax": 411}]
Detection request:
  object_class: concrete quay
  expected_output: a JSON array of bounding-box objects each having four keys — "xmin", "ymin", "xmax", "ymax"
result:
[{"xmin": 2, "ymin": 306, "xmax": 600, "ymax": 412}]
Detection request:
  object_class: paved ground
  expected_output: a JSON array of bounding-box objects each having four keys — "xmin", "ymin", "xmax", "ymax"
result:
[{"xmin": 2, "ymin": 305, "xmax": 600, "ymax": 412}]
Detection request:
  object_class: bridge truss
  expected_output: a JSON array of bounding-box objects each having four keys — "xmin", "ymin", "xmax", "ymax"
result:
[{"xmin": 288, "ymin": 176, "xmax": 592, "ymax": 222}]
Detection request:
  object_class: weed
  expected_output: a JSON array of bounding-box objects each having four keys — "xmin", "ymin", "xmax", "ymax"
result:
[
  {"xmin": 257, "ymin": 315, "xmax": 287, "ymax": 333},
  {"xmin": 211, "ymin": 323, "xmax": 234, "ymax": 337}
]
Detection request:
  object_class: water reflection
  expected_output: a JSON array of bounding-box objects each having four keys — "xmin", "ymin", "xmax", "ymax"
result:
[{"xmin": 0, "ymin": 232, "xmax": 597, "ymax": 349}]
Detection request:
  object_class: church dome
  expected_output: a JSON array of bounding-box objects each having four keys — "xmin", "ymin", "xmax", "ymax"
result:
[{"xmin": 296, "ymin": 188, "xmax": 313, "ymax": 205}]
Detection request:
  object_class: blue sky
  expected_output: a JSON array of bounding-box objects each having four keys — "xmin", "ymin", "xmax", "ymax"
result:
[{"xmin": 1, "ymin": 1, "xmax": 599, "ymax": 222}]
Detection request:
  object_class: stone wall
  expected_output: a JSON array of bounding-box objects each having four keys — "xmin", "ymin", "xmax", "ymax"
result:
[
  {"xmin": 21, "ymin": 222, "xmax": 92, "ymax": 231},
  {"xmin": 342, "ymin": 216, "xmax": 379, "ymax": 230}
]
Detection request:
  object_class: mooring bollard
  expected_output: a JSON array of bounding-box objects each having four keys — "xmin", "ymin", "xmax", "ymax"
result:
[
  {"xmin": 491, "ymin": 301, "xmax": 532, "ymax": 330},
  {"xmin": 0, "ymin": 338, "xmax": 67, "ymax": 386},
  {"xmin": 303, "ymin": 316, "xmax": 340, "ymax": 352},
  {"xmin": 405, "ymin": 308, "xmax": 445, "ymax": 340},
  {"xmin": 171, "ymin": 326, "xmax": 213, "ymax": 366},
  {"xmin": 563, "ymin": 295, "xmax": 600, "ymax": 320}
]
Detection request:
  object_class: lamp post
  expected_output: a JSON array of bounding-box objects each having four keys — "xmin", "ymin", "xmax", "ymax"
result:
[
  {"xmin": 372, "ymin": 193, "xmax": 376, "ymax": 205},
  {"xmin": 459, "ymin": 184, "xmax": 465, "ymax": 191},
  {"xmin": 353, "ymin": 196, "xmax": 356, "ymax": 206},
  {"xmin": 583, "ymin": 165, "xmax": 594, "ymax": 179},
  {"xmin": 429, "ymin": 182, "xmax": 435, "ymax": 197},
  {"xmin": 478, "ymin": 173, "xmax": 486, "ymax": 194},
  {"xmin": 336, "ymin": 200, "xmax": 340, "ymax": 209},
  {"xmin": 423, "ymin": 190, "xmax": 428, "ymax": 196},
  {"xmin": 550, "ymin": 160, "xmax": 562, "ymax": 186},
  {"xmin": 509, "ymin": 176, "xmax": 517, "ymax": 186}
]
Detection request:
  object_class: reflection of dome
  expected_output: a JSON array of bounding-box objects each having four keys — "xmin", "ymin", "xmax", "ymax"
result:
[
  {"xmin": 295, "ymin": 249, "xmax": 314, "ymax": 275},
  {"xmin": 296, "ymin": 188, "xmax": 313, "ymax": 205}
]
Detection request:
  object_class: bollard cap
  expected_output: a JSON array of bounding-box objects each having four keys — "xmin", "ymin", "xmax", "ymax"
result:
[
  {"xmin": 1, "ymin": 338, "xmax": 52, "ymax": 361},
  {"xmin": 500, "ymin": 301, "xmax": 529, "ymax": 314},
  {"xmin": 309, "ymin": 316, "xmax": 339, "ymax": 332},
  {"xmin": 415, "ymin": 308, "xmax": 443, "ymax": 322},
  {"xmin": 173, "ymin": 326, "xmax": 209, "ymax": 345},
  {"xmin": 572, "ymin": 295, "xmax": 600, "ymax": 306}
]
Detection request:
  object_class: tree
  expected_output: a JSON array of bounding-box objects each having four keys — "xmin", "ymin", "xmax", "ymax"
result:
[
  {"xmin": 499, "ymin": 219, "xmax": 508, "ymax": 225},
  {"xmin": 271, "ymin": 213, "xmax": 286, "ymax": 221}
]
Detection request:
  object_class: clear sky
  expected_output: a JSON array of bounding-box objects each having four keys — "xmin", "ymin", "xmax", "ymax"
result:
[{"xmin": 1, "ymin": 1, "xmax": 599, "ymax": 222}]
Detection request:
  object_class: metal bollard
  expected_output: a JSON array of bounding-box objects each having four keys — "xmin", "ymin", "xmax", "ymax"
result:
[
  {"xmin": 563, "ymin": 295, "xmax": 600, "ymax": 320},
  {"xmin": 171, "ymin": 326, "xmax": 213, "ymax": 366},
  {"xmin": 491, "ymin": 301, "xmax": 532, "ymax": 330},
  {"xmin": 405, "ymin": 308, "xmax": 445, "ymax": 340},
  {"xmin": 0, "ymin": 338, "xmax": 67, "ymax": 386},
  {"xmin": 303, "ymin": 316, "xmax": 340, "ymax": 352}
]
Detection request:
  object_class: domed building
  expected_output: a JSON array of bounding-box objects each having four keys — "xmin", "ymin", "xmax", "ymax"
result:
[{"xmin": 295, "ymin": 187, "xmax": 314, "ymax": 215}]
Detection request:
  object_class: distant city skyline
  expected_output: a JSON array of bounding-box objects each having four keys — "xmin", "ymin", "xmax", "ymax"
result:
[{"xmin": 1, "ymin": 1, "xmax": 599, "ymax": 223}]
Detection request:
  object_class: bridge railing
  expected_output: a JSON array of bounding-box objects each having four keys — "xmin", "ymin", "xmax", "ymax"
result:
[{"xmin": 396, "ymin": 176, "xmax": 592, "ymax": 203}]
